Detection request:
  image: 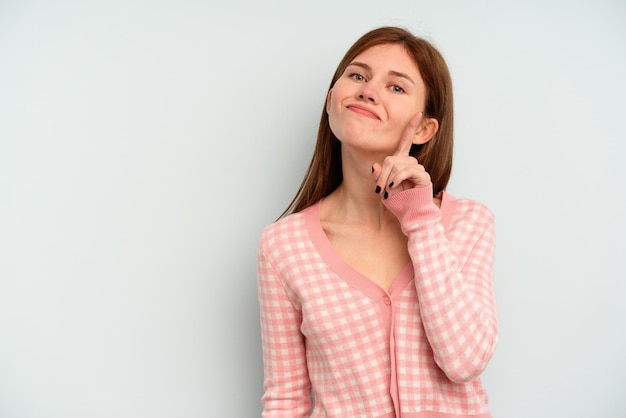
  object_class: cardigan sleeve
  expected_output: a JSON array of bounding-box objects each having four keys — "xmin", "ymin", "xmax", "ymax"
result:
[
  {"xmin": 257, "ymin": 238, "xmax": 312, "ymax": 417},
  {"xmin": 384, "ymin": 185, "xmax": 498, "ymax": 384}
]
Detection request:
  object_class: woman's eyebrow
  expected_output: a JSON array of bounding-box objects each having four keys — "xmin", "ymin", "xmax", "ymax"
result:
[
  {"xmin": 347, "ymin": 62, "xmax": 414, "ymax": 85},
  {"xmin": 347, "ymin": 61, "xmax": 371, "ymax": 71},
  {"xmin": 389, "ymin": 70, "xmax": 414, "ymax": 85}
]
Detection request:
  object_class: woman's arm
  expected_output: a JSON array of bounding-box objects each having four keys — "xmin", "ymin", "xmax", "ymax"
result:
[
  {"xmin": 384, "ymin": 185, "xmax": 498, "ymax": 383},
  {"xmin": 257, "ymin": 241, "xmax": 312, "ymax": 417}
]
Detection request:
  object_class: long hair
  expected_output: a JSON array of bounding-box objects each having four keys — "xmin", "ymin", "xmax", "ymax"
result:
[{"xmin": 279, "ymin": 26, "xmax": 454, "ymax": 219}]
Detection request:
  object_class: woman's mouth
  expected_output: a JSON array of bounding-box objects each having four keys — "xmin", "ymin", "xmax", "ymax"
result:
[{"xmin": 347, "ymin": 104, "xmax": 380, "ymax": 120}]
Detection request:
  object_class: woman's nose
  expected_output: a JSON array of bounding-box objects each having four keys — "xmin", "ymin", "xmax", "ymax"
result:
[{"xmin": 358, "ymin": 84, "xmax": 377, "ymax": 103}]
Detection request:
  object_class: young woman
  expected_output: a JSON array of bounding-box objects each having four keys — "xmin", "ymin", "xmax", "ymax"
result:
[{"xmin": 257, "ymin": 26, "xmax": 498, "ymax": 417}]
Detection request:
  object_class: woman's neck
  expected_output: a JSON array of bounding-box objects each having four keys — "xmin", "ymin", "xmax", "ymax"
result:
[{"xmin": 323, "ymin": 156, "xmax": 397, "ymax": 229}]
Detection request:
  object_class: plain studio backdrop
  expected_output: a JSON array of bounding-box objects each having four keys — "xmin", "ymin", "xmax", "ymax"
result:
[{"xmin": 1, "ymin": 0, "xmax": 625, "ymax": 417}]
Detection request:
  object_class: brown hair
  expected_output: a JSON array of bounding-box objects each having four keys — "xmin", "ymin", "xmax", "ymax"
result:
[{"xmin": 279, "ymin": 26, "xmax": 454, "ymax": 219}]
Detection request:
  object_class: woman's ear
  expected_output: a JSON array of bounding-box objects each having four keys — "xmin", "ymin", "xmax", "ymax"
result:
[
  {"xmin": 325, "ymin": 89, "xmax": 333, "ymax": 114},
  {"xmin": 413, "ymin": 117, "xmax": 439, "ymax": 145}
]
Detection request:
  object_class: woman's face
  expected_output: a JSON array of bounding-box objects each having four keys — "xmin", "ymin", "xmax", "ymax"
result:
[{"xmin": 326, "ymin": 43, "xmax": 427, "ymax": 155}]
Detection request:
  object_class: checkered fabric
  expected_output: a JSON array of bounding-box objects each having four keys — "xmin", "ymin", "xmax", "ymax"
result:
[{"xmin": 258, "ymin": 186, "xmax": 497, "ymax": 417}]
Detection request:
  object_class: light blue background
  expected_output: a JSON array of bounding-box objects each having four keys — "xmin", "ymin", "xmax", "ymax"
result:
[{"xmin": 1, "ymin": 1, "xmax": 625, "ymax": 416}]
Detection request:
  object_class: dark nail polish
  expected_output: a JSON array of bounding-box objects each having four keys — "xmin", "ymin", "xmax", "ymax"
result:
[
  {"xmin": 375, "ymin": 185, "xmax": 381, "ymax": 194},
  {"xmin": 388, "ymin": 181, "xmax": 394, "ymax": 188},
  {"xmin": 383, "ymin": 191, "xmax": 389, "ymax": 199}
]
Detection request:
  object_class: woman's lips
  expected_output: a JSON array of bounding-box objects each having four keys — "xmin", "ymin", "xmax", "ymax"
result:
[{"xmin": 347, "ymin": 104, "xmax": 380, "ymax": 120}]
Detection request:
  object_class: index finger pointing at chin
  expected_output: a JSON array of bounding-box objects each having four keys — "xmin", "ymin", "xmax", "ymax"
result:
[{"xmin": 394, "ymin": 112, "xmax": 424, "ymax": 157}]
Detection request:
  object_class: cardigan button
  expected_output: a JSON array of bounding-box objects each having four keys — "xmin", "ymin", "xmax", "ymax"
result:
[{"xmin": 383, "ymin": 296, "xmax": 391, "ymax": 305}]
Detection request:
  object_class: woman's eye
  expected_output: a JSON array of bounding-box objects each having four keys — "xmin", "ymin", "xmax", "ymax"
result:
[
  {"xmin": 391, "ymin": 85, "xmax": 405, "ymax": 93},
  {"xmin": 350, "ymin": 73, "xmax": 365, "ymax": 82}
]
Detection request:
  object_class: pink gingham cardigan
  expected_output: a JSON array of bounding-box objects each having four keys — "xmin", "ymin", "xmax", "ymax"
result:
[{"xmin": 257, "ymin": 185, "xmax": 497, "ymax": 417}]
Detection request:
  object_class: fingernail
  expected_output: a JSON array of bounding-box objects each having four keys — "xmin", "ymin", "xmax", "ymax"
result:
[
  {"xmin": 388, "ymin": 181, "xmax": 394, "ymax": 188},
  {"xmin": 375, "ymin": 185, "xmax": 381, "ymax": 194},
  {"xmin": 383, "ymin": 191, "xmax": 389, "ymax": 199}
]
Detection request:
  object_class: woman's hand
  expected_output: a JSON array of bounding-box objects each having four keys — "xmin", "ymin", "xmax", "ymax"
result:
[{"xmin": 372, "ymin": 112, "xmax": 432, "ymax": 200}]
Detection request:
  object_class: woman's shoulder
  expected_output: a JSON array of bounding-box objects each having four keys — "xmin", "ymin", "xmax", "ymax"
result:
[
  {"xmin": 442, "ymin": 191, "xmax": 495, "ymax": 226},
  {"xmin": 260, "ymin": 203, "xmax": 319, "ymax": 247}
]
